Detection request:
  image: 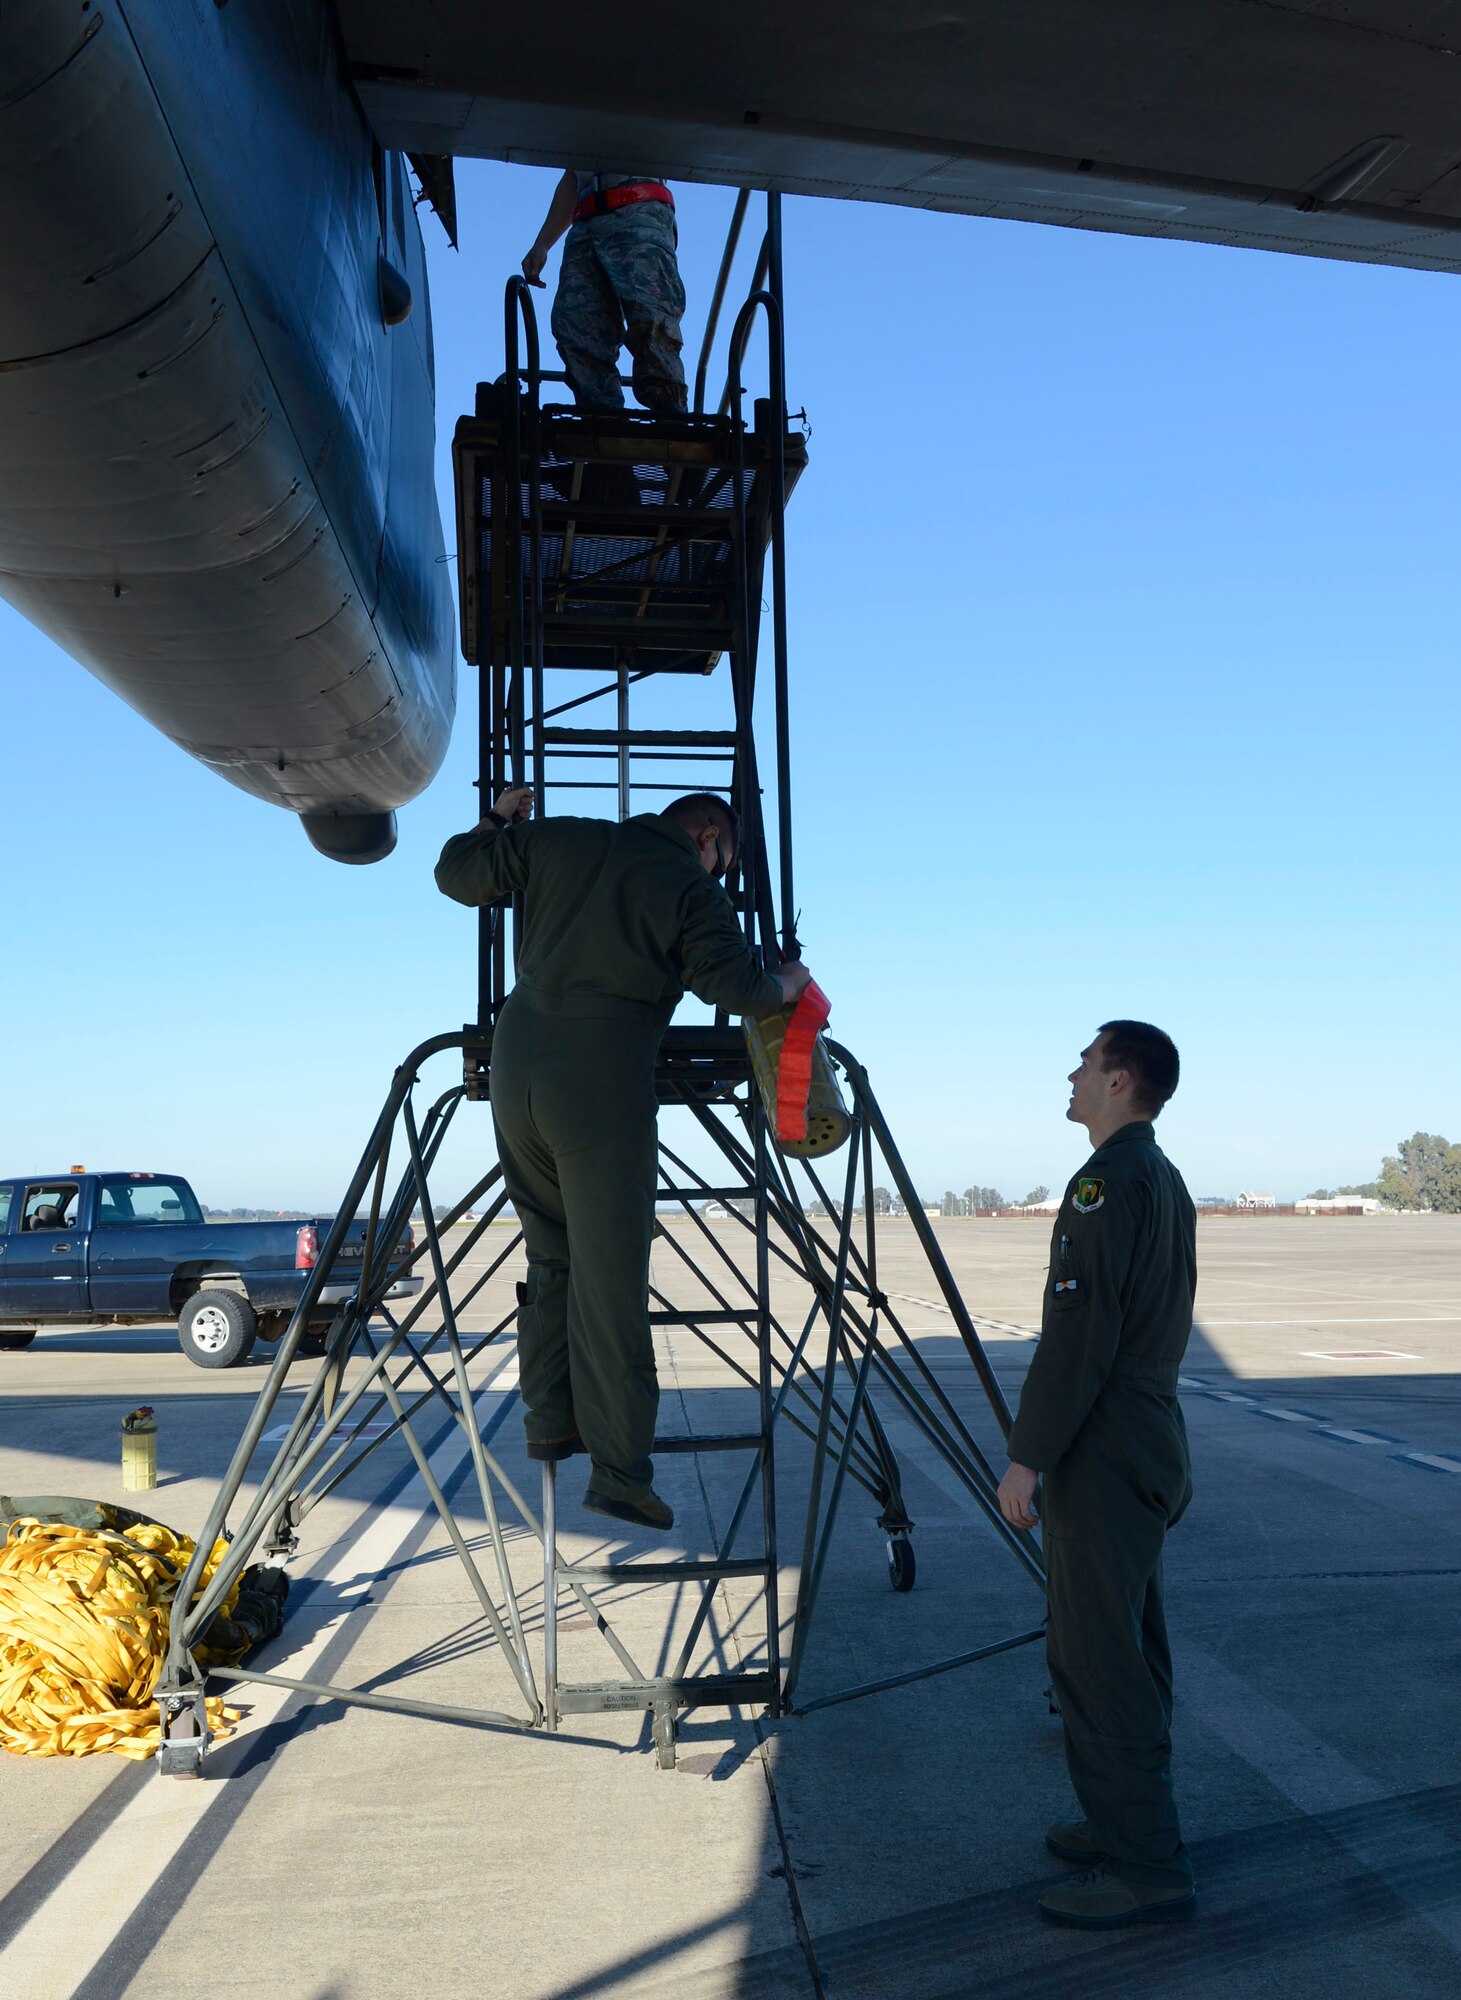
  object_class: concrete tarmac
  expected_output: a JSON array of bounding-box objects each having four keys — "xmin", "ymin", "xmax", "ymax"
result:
[{"xmin": 0, "ymin": 1211, "xmax": 1457, "ymax": 1998}]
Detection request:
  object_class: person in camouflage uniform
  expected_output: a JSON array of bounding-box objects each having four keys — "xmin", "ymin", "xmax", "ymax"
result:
[{"xmin": 523, "ymin": 169, "xmax": 688, "ymax": 412}]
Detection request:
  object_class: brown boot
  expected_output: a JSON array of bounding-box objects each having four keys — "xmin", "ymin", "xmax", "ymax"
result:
[
  {"xmin": 582, "ymin": 1487, "xmax": 674, "ymax": 1532},
  {"xmin": 1038, "ymin": 1866, "xmax": 1195, "ymax": 1929}
]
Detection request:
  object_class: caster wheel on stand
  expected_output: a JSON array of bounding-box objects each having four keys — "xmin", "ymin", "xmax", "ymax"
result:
[
  {"xmin": 652, "ymin": 1704, "xmax": 678, "ymax": 1770},
  {"xmin": 887, "ymin": 1535, "xmax": 916, "ymax": 1593}
]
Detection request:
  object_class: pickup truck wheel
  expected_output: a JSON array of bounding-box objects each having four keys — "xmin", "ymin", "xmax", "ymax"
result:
[
  {"xmin": 0, "ymin": 1331, "xmax": 36, "ymax": 1351},
  {"xmin": 179, "ymin": 1291, "xmax": 257, "ymax": 1370}
]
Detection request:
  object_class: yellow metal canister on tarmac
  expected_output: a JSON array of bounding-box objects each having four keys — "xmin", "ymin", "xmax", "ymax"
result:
[{"xmin": 120, "ymin": 1407, "xmax": 158, "ymax": 1491}]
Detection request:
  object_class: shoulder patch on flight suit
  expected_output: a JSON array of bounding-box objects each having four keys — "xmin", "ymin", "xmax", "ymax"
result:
[{"xmin": 1073, "ymin": 1177, "xmax": 1105, "ymax": 1213}]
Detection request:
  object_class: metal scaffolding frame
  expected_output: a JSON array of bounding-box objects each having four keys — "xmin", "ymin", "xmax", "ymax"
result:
[{"xmin": 156, "ymin": 192, "xmax": 1045, "ymax": 1776}]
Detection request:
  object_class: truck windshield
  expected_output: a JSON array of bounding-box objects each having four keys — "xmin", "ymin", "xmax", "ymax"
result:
[{"xmin": 96, "ymin": 1178, "xmax": 202, "ymax": 1227}]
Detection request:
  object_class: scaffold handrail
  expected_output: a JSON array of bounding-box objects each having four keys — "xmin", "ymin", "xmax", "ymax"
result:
[
  {"xmin": 693, "ymin": 188, "xmax": 751, "ymax": 415},
  {"xmin": 724, "ymin": 246, "xmax": 795, "ymax": 957}
]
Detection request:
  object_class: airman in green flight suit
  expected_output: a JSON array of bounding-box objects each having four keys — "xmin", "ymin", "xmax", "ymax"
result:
[
  {"xmin": 435, "ymin": 789, "xmax": 808, "ymax": 1531},
  {"xmin": 999, "ymin": 1020, "xmax": 1198, "ymax": 1929}
]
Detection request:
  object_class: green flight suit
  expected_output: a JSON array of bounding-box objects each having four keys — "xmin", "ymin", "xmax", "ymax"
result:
[
  {"xmin": 435, "ymin": 813, "xmax": 782, "ymax": 1503},
  {"xmin": 1007, "ymin": 1120, "xmax": 1197, "ymax": 1890}
]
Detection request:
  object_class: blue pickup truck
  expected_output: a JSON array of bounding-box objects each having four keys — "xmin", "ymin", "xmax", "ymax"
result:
[{"xmin": 0, "ymin": 1170, "xmax": 420, "ymax": 1368}]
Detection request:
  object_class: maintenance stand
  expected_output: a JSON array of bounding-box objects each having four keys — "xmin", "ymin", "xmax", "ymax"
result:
[{"xmin": 158, "ymin": 194, "xmax": 1046, "ymax": 1776}]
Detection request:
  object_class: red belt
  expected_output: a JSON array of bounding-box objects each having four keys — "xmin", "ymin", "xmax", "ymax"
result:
[
  {"xmin": 775, "ymin": 979, "xmax": 831, "ymax": 1149},
  {"xmin": 572, "ymin": 181, "xmax": 675, "ymax": 225}
]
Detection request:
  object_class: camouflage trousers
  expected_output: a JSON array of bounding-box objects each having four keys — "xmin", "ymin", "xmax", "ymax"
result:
[{"xmin": 551, "ymin": 201, "xmax": 688, "ymax": 413}]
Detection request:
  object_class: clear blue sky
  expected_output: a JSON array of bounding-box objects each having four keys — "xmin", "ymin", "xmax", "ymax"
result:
[{"xmin": 4, "ymin": 161, "xmax": 1458, "ymax": 1208}]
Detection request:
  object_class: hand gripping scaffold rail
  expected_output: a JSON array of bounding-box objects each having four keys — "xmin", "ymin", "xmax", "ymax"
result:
[{"xmin": 156, "ymin": 193, "xmax": 1046, "ymax": 1776}]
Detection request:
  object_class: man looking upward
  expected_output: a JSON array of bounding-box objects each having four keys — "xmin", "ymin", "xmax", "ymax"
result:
[
  {"xmin": 436, "ymin": 790, "xmax": 808, "ymax": 1531},
  {"xmin": 998, "ymin": 1022, "xmax": 1197, "ymax": 1928}
]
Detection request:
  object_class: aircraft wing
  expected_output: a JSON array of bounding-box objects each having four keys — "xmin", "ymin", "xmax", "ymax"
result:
[{"xmin": 340, "ymin": 0, "xmax": 1461, "ymax": 276}]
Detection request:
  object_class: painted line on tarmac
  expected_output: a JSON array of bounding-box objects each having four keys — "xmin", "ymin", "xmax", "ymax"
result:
[
  {"xmin": 882, "ymin": 1294, "xmax": 1039, "ymax": 1345},
  {"xmin": 1200, "ymin": 1316, "xmax": 1461, "ymax": 1325},
  {"xmin": 260, "ymin": 1417, "xmax": 399, "ymax": 1444},
  {"xmin": 895, "ymin": 1298, "xmax": 1455, "ymax": 1480},
  {"xmin": 975, "ymin": 1317, "xmax": 1038, "ymax": 1342},
  {"xmin": 1301, "ymin": 1350, "xmax": 1419, "ymax": 1361},
  {"xmin": 1179, "ymin": 1373, "xmax": 1461, "ymax": 1477},
  {"xmin": 0, "ymin": 1360, "xmax": 522, "ymax": 2000},
  {"xmin": 1177, "ymin": 1641, "xmax": 1461, "ymax": 1958},
  {"xmin": 906, "ymin": 1305, "xmax": 1461, "ymax": 1334},
  {"xmin": 883, "ymin": 1293, "xmax": 1037, "ymax": 1342}
]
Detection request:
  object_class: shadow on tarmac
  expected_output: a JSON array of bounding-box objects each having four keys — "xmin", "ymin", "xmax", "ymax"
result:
[
  {"xmin": 4, "ymin": 1318, "xmax": 1461, "ymax": 1997},
  {"xmin": 715, "ymin": 1783, "xmax": 1461, "ymax": 2000}
]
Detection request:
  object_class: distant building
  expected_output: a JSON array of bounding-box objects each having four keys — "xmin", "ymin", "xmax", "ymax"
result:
[
  {"xmin": 1295, "ymin": 1196, "xmax": 1382, "ymax": 1215},
  {"xmin": 1236, "ymin": 1191, "xmax": 1277, "ymax": 1209},
  {"xmin": 1195, "ymin": 1196, "xmax": 1228, "ymax": 1210}
]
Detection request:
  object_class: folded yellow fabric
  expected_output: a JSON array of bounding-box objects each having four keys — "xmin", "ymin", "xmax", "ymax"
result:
[{"xmin": 0, "ymin": 1518, "xmax": 241, "ymax": 1759}]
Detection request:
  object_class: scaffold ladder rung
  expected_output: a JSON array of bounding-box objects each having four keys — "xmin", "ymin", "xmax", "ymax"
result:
[
  {"xmin": 539, "ymin": 727, "xmax": 739, "ymax": 747},
  {"xmin": 647, "ymin": 1308, "xmax": 756, "ymax": 1325},
  {"xmin": 557, "ymin": 1557, "xmax": 769, "ymax": 1583},
  {"xmin": 556, "ymin": 1674, "xmax": 777, "ymax": 1714},
  {"xmin": 652, "ymin": 1432, "xmax": 764, "ymax": 1454}
]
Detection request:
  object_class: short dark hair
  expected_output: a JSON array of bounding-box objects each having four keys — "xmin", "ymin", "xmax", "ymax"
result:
[
  {"xmin": 1097, "ymin": 1020, "xmax": 1180, "ymax": 1117},
  {"xmin": 661, "ymin": 792, "xmax": 740, "ymax": 855}
]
